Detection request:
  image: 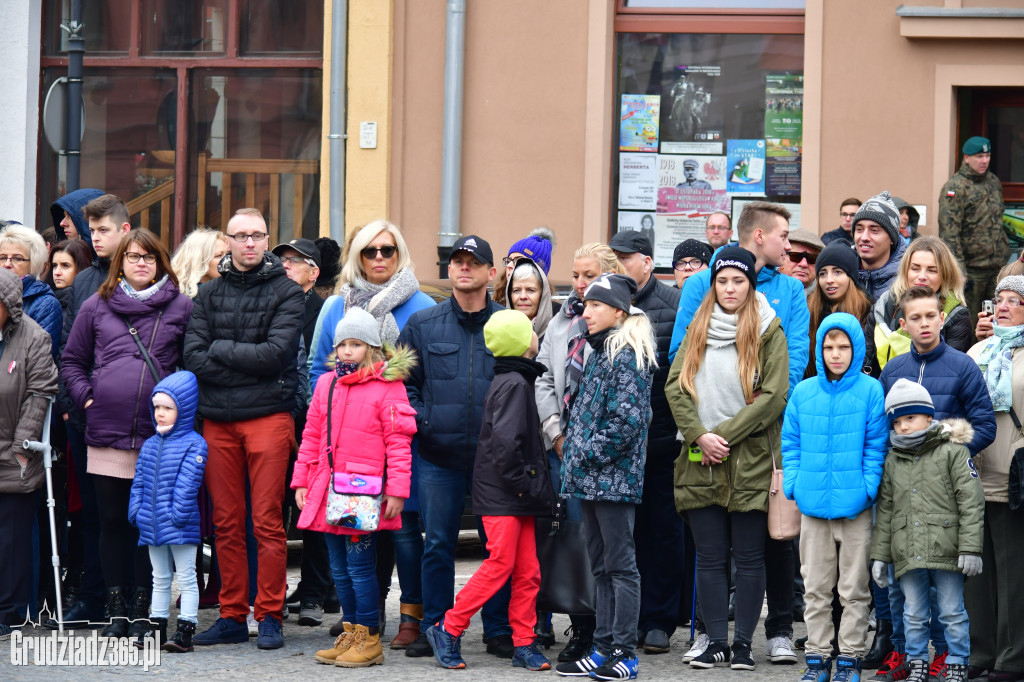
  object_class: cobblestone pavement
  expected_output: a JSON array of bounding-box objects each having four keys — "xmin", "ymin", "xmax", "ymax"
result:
[{"xmin": 3, "ymin": 537, "xmax": 813, "ymax": 681}]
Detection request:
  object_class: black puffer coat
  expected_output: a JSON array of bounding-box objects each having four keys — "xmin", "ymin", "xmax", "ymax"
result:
[
  {"xmin": 472, "ymin": 357, "xmax": 555, "ymax": 516},
  {"xmin": 184, "ymin": 254, "xmax": 304, "ymax": 422},
  {"xmin": 633, "ymin": 275, "xmax": 680, "ymax": 462}
]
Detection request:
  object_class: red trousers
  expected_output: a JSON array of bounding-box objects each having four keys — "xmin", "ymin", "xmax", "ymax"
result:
[
  {"xmin": 204, "ymin": 412, "xmax": 293, "ymax": 622},
  {"xmin": 444, "ymin": 515, "xmax": 540, "ymax": 646}
]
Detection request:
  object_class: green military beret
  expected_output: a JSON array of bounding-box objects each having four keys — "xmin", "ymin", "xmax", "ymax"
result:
[{"xmin": 962, "ymin": 136, "xmax": 991, "ymax": 155}]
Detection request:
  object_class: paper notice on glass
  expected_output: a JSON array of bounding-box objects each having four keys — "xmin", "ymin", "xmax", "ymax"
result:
[
  {"xmin": 653, "ymin": 214, "xmax": 708, "ymax": 269},
  {"xmin": 726, "ymin": 139, "xmax": 766, "ymax": 195},
  {"xmin": 618, "ymin": 153, "xmax": 659, "ymax": 210},
  {"xmin": 657, "ymin": 155, "xmax": 728, "ymax": 214},
  {"xmin": 617, "ymin": 212, "xmax": 658, "ymax": 249},
  {"xmin": 620, "ymin": 94, "xmax": 661, "ymax": 152}
]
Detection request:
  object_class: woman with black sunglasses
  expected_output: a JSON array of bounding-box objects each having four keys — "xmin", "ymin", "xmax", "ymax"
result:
[{"xmin": 307, "ymin": 219, "xmax": 435, "ymax": 647}]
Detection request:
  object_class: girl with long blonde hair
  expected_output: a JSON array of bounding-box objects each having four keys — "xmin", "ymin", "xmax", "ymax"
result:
[
  {"xmin": 665, "ymin": 246, "xmax": 789, "ymax": 671},
  {"xmin": 874, "ymin": 236, "xmax": 972, "ymax": 366},
  {"xmin": 170, "ymin": 227, "xmax": 228, "ymax": 299},
  {"xmin": 556, "ymin": 273, "xmax": 656, "ymax": 678}
]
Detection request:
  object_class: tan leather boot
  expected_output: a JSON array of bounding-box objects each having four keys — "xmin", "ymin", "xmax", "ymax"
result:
[
  {"xmin": 335, "ymin": 624, "xmax": 384, "ymax": 667},
  {"xmin": 390, "ymin": 603, "xmax": 423, "ymax": 649},
  {"xmin": 314, "ymin": 622, "xmax": 355, "ymax": 664}
]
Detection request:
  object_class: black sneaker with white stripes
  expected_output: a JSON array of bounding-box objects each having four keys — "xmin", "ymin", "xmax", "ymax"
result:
[
  {"xmin": 731, "ymin": 641, "xmax": 756, "ymax": 670},
  {"xmin": 589, "ymin": 649, "xmax": 639, "ymax": 680},
  {"xmin": 689, "ymin": 641, "xmax": 731, "ymax": 668},
  {"xmin": 555, "ymin": 648, "xmax": 607, "ymax": 677}
]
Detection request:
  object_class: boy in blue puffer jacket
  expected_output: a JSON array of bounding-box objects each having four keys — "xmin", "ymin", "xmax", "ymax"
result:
[
  {"xmin": 782, "ymin": 313, "xmax": 888, "ymax": 682},
  {"xmin": 128, "ymin": 371, "xmax": 207, "ymax": 653}
]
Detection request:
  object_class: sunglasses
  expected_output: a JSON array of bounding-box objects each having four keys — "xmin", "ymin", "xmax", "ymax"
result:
[
  {"xmin": 787, "ymin": 250, "xmax": 818, "ymax": 265},
  {"xmin": 360, "ymin": 245, "xmax": 398, "ymax": 260}
]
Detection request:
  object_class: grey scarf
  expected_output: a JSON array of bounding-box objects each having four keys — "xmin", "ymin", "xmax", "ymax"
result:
[
  {"xmin": 339, "ymin": 267, "xmax": 420, "ymax": 344},
  {"xmin": 889, "ymin": 420, "xmax": 935, "ymax": 451},
  {"xmin": 120, "ymin": 274, "xmax": 168, "ymax": 302}
]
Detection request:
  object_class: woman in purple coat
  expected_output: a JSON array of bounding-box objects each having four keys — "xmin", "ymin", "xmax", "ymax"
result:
[{"xmin": 62, "ymin": 228, "xmax": 193, "ymax": 639}]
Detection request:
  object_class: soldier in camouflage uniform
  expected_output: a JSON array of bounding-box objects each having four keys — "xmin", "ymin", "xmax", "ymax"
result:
[{"xmin": 938, "ymin": 136, "xmax": 1009, "ymax": 331}]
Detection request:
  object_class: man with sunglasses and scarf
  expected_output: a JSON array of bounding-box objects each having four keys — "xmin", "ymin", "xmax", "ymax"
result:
[{"xmin": 779, "ymin": 229, "xmax": 824, "ymax": 295}]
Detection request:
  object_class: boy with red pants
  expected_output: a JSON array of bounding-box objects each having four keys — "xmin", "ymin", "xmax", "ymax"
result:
[{"xmin": 426, "ymin": 310, "xmax": 555, "ymax": 671}]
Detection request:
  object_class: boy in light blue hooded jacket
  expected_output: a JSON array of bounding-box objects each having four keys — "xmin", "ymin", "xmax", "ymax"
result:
[{"xmin": 782, "ymin": 312, "xmax": 888, "ymax": 682}]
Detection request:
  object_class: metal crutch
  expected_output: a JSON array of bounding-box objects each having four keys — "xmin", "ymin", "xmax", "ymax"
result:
[{"xmin": 24, "ymin": 398, "xmax": 61, "ymax": 632}]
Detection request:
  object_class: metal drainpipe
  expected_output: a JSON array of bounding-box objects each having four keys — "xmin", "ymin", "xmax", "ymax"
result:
[
  {"xmin": 328, "ymin": 0, "xmax": 348, "ymax": 244},
  {"xmin": 437, "ymin": 0, "xmax": 466, "ymax": 278},
  {"xmin": 64, "ymin": 0, "xmax": 85, "ymax": 192}
]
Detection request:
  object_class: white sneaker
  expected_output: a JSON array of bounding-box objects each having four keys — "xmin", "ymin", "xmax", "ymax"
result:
[
  {"xmin": 682, "ymin": 633, "xmax": 710, "ymax": 663},
  {"xmin": 246, "ymin": 607, "xmax": 258, "ymax": 637},
  {"xmin": 766, "ymin": 636, "xmax": 798, "ymax": 664}
]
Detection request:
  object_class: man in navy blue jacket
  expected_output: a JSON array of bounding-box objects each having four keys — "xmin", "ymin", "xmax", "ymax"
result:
[
  {"xmin": 397, "ymin": 235, "xmax": 513, "ymax": 658},
  {"xmin": 878, "ymin": 284, "xmax": 995, "ymax": 679}
]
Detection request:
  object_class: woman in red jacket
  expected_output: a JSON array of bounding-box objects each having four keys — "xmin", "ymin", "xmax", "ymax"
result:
[{"xmin": 292, "ymin": 307, "xmax": 416, "ymax": 668}]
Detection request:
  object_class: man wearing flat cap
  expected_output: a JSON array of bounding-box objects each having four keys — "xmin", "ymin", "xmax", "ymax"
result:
[
  {"xmin": 779, "ymin": 228, "xmax": 824, "ymax": 294},
  {"xmin": 939, "ymin": 136, "xmax": 1010, "ymax": 324}
]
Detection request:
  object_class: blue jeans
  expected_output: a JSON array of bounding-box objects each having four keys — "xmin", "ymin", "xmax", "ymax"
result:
[
  {"xmin": 324, "ymin": 533, "xmax": 379, "ymax": 628},
  {"xmin": 888, "ymin": 564, "xmax": 948, "ymax": 653},
  {"xmin": 393, "ymin": 511, "xmax": 424, "ymax": 605},
  {"xmin": 418, "ymin": 456, "xmax": 511, "ymax": 637},
  {"xmin": 149, "ymin": 544, "xmax": 200, "ymax": 623},
  {"xmin": 899, "ymin": 568, "xmax": 969, "ymax": 666}
]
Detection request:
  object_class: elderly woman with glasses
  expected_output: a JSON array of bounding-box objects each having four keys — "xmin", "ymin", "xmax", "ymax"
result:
[
  {"xmin": 672, "ymin": 239, "xmax": 713, "ymax": 289},
  {"xmin": 307, "ymin": 219, "xmax": 435, "ymax": 646},
  {"xmin": 62, "ymin": 227, "xmax": 193, "ymax": 641},
  {"xmin": 965, "ymin": 276, "xmax": 1024, "ymax": 681},
  {"xmin": 0, "ymin": 223, "xmax": 62, "ymax": 358}
]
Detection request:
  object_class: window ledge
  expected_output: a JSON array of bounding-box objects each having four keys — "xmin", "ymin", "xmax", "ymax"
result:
[{"xmin": 897, "ymin": 5, "xmax": 1024, "ymax": 39}]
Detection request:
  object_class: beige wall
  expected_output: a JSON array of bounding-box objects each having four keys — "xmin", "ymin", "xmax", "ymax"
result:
[
  {"xmin": 390, "ymin": 0, "xmax": 594, "ymax": 283},
  {"xmin": 810, "ymin": 0, "xmax": 1024, "ymax": 236}
]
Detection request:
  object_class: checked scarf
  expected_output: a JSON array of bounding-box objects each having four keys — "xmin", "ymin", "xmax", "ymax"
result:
[{"xmin": 563, "ymin": 293, "xmax": 589, "ymax": 412}]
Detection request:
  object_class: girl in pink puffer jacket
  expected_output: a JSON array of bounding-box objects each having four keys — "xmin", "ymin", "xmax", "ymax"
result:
[{"xmin": 291, "ymin": 307, "xmax": 416, "ymax": 668}]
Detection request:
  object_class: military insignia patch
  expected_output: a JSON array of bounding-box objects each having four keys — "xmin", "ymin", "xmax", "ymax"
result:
[{"xmin": 947, "ymin": 191, "xmax": 956, "ymax": 197}]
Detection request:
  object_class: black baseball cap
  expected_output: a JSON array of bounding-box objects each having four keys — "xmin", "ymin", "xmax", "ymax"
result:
[
  {"xmin": 609, "ymin": 230, "xmax": 654, "ymax": 258},
  {"xmin": 273, "ymin": 238, "xmax": 321, "ymax": 269},
  {"xmin": 450, "ymin": 235, "xmax": 494, "ymax": 265}
]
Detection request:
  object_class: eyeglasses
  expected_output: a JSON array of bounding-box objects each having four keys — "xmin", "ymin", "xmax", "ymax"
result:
[
  {"xmin": 502, "ymin": 256, "xmax": 519, "ymax": 267},
  {"xmin": 840, "ymin": 212, "xmax": 857, "ymax": 219},
  {"xmin": 787, "ymin": 251, "xmax": 818, "ymax": 265},
  {"xmin": 994, "ymin": 296, "xmax": 1024, "ymax": 309},
  {"xmin": 124, "ymin": 252, "xmax": 157, "ymax": 264},
  {"xmin": 227, "ymin": 232, "xmax": 268, "ymax": 243},
  {"xmin": 281, "ymin": 256, "xmax": 315, "ymax": 267},
  {"xmin": 673, "ymin": 259, "xmax": 706, "ymax": 272},
  {"xmin": 360, "ymin": 245, "xmax": 398, "ymax": 260},
  {"xmin": 0, "ymin": 255, "xmax": 28, "ymax": 264},
  {"xmin": 706, "ymin": 226, "xmax": 731, "ymax": 233}
]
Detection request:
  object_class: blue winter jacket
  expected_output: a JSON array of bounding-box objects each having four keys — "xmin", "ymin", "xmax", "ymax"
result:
[
  {"xmin": 128, "ymin": 371, "xmax": 207, "ymax": 547},
  {"xmin": 50, "ymin": 188, "xmax": 103, "ymax": 251},
  {"xmin": 669, "ymin": 261, "xmax": 810, "ymax": 396},
  {"xmin": 879, "ymin": 340, "xmax": 996, "ymax": 456},
  {"xmin": 782, "ymin": 313, "xmax": 888, "ymax": 519},
  {"xmin": 22, "ymin": 276, "xmax": 62, "ymax": 359},
  {"xmin": 398, "ymin": 295, "xmax": 503, "ymax": 471}
]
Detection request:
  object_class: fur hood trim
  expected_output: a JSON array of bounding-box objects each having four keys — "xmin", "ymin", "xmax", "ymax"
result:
[{"xmin": 938, "ymin": 417, "xmax": 974, "ymax": 446}]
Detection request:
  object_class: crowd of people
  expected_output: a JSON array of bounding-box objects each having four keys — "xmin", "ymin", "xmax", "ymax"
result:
[{"xmin": 0, "ymin": 134, "xmax": 1020, "ymax": 682}]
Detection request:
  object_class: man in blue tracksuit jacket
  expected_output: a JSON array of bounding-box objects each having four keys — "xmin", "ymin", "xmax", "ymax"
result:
[
  {"xmin": 668, "ymin": 201, "xmax": 810, "ymax": 660},
  {"xmin": 669, "ymin": 202, "xmax": 810, "ymax": 398}
]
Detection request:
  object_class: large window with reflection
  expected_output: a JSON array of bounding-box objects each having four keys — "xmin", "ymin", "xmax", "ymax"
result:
[{"xmin": 40, "ymin": 0, "xmax": 323, "ymax": 246}]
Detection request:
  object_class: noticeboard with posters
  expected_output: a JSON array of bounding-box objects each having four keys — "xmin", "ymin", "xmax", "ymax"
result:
[{"xmin": 614, "ymin": 32, "xmax": 804, "ymax": 272}]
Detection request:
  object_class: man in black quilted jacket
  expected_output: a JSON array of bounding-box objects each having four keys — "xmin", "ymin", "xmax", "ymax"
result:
[{"xmin": 184, "ymin": 207, "xmax": 304, "ymax": 650}]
